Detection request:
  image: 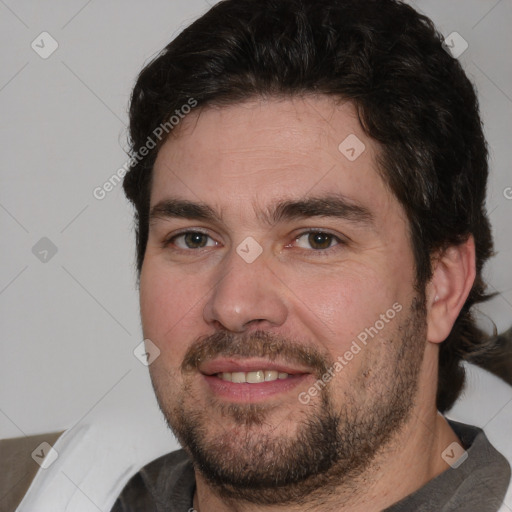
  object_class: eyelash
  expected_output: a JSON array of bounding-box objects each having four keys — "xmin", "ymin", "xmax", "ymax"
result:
[{"xmin": 162, "ymin": 229, "xmax": 346, "ymax": 255}]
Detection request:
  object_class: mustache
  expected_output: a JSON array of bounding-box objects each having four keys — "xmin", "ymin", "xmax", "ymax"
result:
[{"xmin": 182, "ymin": 330, "xmax": 331, "ymax": 377}]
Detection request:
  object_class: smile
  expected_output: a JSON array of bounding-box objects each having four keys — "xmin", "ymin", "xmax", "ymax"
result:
[{"xmin": 216, "ymin": 370, "xmax": 290, "ymax": 383}]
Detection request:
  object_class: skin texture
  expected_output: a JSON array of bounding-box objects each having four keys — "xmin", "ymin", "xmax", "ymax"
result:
[{"xmin": 139, "ymin": 96, "xmax": 476, "ymax": 512}]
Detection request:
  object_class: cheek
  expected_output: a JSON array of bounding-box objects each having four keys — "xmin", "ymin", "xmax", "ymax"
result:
[
  {"xmin": 285, "ymin": 261, "xmax": 410, "ymax": 352},
  {"xmin": 139, "ymin": 261, "xmax": 205, "ymax": 361}
]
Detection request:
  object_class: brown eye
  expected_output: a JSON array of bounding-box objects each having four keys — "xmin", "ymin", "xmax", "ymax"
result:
[
  {"xmin": 183, "ymin": 232, "xmax": 208, "ymax": 248},
  {"xmin": 168, "ymin": 231, "xmax": 216, "ymax": 250},
  {"xmin": 308, "ymin": 232, "xmax": 334, "ymax": 250},
  {"xmin": 294, "ymin": 231, "xmax": 340, "ymax": 251}
]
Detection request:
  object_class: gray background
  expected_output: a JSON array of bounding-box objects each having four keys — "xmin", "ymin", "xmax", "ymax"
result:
[{"xmin": 1, "ymin": 0, "xmax": 511, "ymax": 471}]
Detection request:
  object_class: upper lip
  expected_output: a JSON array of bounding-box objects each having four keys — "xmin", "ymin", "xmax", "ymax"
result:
[{"xmin": 199, "ymin": 358, "xmax": 312, "ymax": 376}]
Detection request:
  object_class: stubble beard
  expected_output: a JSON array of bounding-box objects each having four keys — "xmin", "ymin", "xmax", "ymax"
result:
[{"xmin": 151, "ymin": 296, "xmax": 427, "ymax": 506}]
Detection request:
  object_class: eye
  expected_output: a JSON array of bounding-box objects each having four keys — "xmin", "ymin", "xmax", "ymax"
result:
[
  {"xmin": 293, "ymin": 231, "xmax": 342, "ymax": 251},
  {"xmin": 166, "ymin": 231, "xmax": 218, "ymax": 250}
]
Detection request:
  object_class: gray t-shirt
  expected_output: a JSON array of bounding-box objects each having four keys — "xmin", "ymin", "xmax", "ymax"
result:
[{"xmin": 111, "ymin": 420, "xmax": 510, "ymax": 512}]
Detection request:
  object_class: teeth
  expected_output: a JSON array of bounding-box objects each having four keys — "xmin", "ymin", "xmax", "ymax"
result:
[
  {"xmin": 231, "ymin": 372, "xmax": 246, "ymax": 383},
  {"xmin": 264, "ymin": 370, "xmax": 278, "ymax": 381},
  {"xmin": 247, "ymin": 370, "xmax": 265, "ymax": 383},
  {"xmin": 218, "ymin": 370, "xmax": 289, "ymax": 383}
]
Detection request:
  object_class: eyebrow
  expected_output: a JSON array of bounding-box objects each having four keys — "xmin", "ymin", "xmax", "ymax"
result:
[{"xmin": 149, "ymin": 194, "xmax": 374, "ymax": 228}]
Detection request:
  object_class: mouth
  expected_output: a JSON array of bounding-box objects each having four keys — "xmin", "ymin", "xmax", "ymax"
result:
[
  {"xmin": 216, "ymin": 370, "xmax": 291, "ymax": 383},
  {"xmin": 198, "ymin": 359, "xmax": 313, "ymax": 402}
]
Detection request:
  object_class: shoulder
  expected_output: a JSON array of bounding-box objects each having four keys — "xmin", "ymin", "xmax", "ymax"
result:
[
  {"xmin": 448, "ymin": 419, "xmax": 511, "ymax": 476},
  {"xmin": 448, "ymin": 419, "xmax": 511, "ymax": 507},
  {"xmin": 110, "ymin": 449, "xmax": 195, "ymax": 512},
  {"xmin": 386, "ymin": 420, "xmax": 510, "ymax": 512}
]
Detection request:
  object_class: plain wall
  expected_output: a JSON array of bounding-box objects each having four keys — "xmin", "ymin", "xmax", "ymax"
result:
[{"xmin": 1, "ymin": 0, "xmax": 511, "ymax": 449}]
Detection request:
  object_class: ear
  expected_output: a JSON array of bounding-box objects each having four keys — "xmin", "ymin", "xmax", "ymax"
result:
[{"xmin": 426, "ymin": 236, "xmax": 476, "ymax": 344}]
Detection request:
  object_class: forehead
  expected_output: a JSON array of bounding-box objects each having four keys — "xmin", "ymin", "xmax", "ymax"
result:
[{"xmin": 150, "ymin": 96, "xmax": 397, "ymax": 223}]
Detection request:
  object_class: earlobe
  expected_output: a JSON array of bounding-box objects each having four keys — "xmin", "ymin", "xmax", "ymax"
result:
[{"xmin": 426, "ymin": 236, "xmax": 476, "ymax": 344}]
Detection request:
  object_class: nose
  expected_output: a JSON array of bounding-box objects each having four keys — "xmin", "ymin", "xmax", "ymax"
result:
[{"xmin": 203, "ymin": 247, "xmax": 288, "ymax": 333}]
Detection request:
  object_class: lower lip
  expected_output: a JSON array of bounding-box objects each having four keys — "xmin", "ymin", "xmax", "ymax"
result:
[{"xmin": 202, "ymin": 374, "xmax": 311, "ymax": 402}]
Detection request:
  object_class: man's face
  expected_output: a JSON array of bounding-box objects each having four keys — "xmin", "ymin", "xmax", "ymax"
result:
[{"xmin": 139, "ymin": 96, "xmax": 427, "ymax": 503}]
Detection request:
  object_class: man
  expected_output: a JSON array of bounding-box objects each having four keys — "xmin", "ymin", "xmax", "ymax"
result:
[{"xmin": 112, "ymin": 0, "xmax": 511, "ymax": 510}]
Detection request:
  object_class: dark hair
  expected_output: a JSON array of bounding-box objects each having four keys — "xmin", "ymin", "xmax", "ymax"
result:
[
  {"xmin": 123, "ymin": 0, "xmax": 498, "ymax": 412},
  {"xmin": 470, "ymin": 327, "xmax": 512, "ymax": 385}
]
